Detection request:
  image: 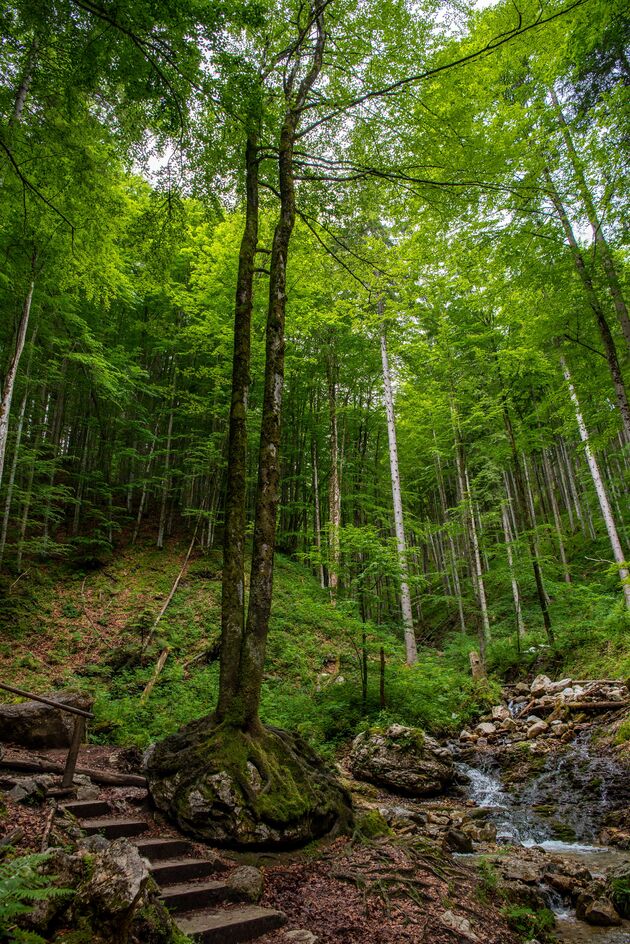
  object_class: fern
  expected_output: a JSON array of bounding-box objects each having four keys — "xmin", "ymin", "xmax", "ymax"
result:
[{"xmin": 0, "ymin": 853, "xmax": 71, "ymax": 944}]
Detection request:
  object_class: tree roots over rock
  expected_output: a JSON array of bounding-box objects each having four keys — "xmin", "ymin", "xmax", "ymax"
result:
[{"xmin": 145, "ymin": 717, "xmax": 353, "ymax": 848}]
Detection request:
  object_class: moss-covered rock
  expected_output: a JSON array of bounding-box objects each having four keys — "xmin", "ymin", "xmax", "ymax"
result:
[
  {"xmin": 145, "ymin": 716, "xmax": 353, "ymax": 848},
  {"xmin": 349, "ymin": 724, "xmax": 453, "ymax": 796},
  {"xmin": 19, "ymin": 837, "xmax": 183, "ymax": 943}
]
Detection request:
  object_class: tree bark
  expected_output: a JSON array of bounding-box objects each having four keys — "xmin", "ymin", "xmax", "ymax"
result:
[
  {"xmin": 229, "ymin": 8, "xmax": 326, "ymax": 729},
  {"xmin": 550, "ymin": 88, "xmax": 630, "ymax": 351},
  {"xmin": 380, "ymin": 321, "xmax": 417, "ymax": 664},
  {"xmin": 217, "ymin": 131, "xmax": 259, "ymax": 720},
  {"xmin": 545, "ymin": 167, "xmax": 630, "ymax": 442},
  {"xmin": 560, "ymin": 355, "xmax": 630, "ymax": 610},
  {"xmin": 0, "ymin": 280, "xmax": 34, "ymax": 488}
]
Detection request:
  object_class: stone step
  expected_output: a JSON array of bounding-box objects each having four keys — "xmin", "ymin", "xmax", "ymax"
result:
[
  {"xmin": 62, "ymin": 799, "xmax": 112, "ymax": 818},
  {"xmin": 133, "ymin": 836, "xmax": 195, "ymax": 862},
  {"xmin": 160, "ymin": 880, "xmax": 232, "ymax": 913},
  {"xmin": 150, "ymin": 857, "xmax": 225, "ymax": 886},
  {"xmin": 79, "ymin": 816, "xmax": 148, "ymax": 839},
  {"xmin": 176, "ymin": 906, "xmax": 286, "ymax": 943}
]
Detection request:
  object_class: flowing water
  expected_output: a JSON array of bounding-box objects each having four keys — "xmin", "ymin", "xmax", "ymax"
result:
[{"xmin": 458, "ymin": 736, "xmax": 630, "ymax": 943}]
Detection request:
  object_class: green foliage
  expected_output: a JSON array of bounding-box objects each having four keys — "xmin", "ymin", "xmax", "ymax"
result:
[
  {"xmin": 0, "ymin": 853, "xmax": 71, "ymax": 944},
  {"xmin": 501, "ymin": 904, "xmax": 556, "ymax": 942}
]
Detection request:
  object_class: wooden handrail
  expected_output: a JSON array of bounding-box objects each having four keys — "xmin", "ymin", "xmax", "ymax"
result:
[{"xmin": 0, "ymin": 682, "xmax": 94, "ymax": 719}]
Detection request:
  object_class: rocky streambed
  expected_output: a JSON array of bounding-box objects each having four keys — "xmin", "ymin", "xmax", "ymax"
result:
[{"xmin": 344, "ymin": 675, "xmax": 630, "ymax": 943}]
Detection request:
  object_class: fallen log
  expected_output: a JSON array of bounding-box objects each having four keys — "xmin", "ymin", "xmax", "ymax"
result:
[
  {"xmin": 0, "ymin": 755, "xmax": 147, "ymax": 787},
  {"xmin": 565, "ymin": 701, "xmax": 628, "ymax": 711}
]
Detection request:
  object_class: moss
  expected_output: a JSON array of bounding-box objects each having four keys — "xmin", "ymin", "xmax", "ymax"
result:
[
  {"xmin": 355, "ymin": 810, "xmax": 392, "ymax": 839},
  {"xmin": 147, "ymin": 716, "xmax": 354, "ymax": 848}
]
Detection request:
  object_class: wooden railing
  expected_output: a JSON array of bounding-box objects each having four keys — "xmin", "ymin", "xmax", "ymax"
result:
[{"xmin": 0, "ymin": 681, "xmax": 94, "ymax": 788}]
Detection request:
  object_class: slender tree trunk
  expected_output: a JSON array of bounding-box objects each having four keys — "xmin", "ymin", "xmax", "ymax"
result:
[
  {"xmin": 550, "ymin": 88, "xmax": 630, "ymax": 351},
  {"xmin": 380, "ymin": 321, "xmax": 417, "ymax": 664},
  {"xmin": 0, "ymin": 280, "xmax": 34, "ymax": 488},
  {"xmin": 157, "ymin": 382, "xmax": 176, "ymax": 549},
  {"xmin": 452, "ymin": 403, "xmax": 490, "ymax": 662},
  {"xmin": 542, "ymin": 448, "xmax": 571, "ymax": 583},
  {"xmin": 326, "ymin": 353, "xmax": 341, "ymax": 601},
  {"xmin": 501, "ymin": 496, "xmax": 526, "ymax": 639},
  {"xmin": 560, "ymin": 355, "xmax": 630, "ymax": 609},
  {"xmin": 311, "ymin": 427, "xmax": 325, "ymax": 588},
  {"xmin": 217, "ymin": 131, "xmax": 259, "ymax": 720},
  {"xmin": 545, "ymin": 168, "xmax": 630, "ymax": 442}
]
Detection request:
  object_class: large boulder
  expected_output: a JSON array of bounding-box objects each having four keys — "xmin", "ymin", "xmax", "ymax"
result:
[
  {"xmin": 0, "ymin": 693, "xmax": 90, "ymax": 749},
  {"xmin": 349, "ymin": 725, "xmax": 453, "ymax": 796},
  {"xmin": 19, "ymin": 837, "xmax": 182, "ymax": 943},
  {"xmin": 145, "ymin": 717, "xmax": 353, "ymax": 848}
]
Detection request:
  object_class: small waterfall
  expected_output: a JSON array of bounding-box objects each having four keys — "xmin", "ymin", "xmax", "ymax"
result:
[{"xmin": 459, "ymin": 731, "xmax": 630, "ymax": 851}]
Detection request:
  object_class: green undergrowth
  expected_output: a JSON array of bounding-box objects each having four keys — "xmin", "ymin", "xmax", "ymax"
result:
[
  {"xmin": 1, "ymin": 537, "xmax": 626, "ymax": 755},
  {"xmin": 0, "ymin": 542, "xmax": 498, "ymax": 752}
]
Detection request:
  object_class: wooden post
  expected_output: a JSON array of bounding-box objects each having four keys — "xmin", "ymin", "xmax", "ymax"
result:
[
  {"xmin": 469, "ymin": 650, "xmax": 486, "ymax": 681},
  {"xmin": 62, "ymin": 715, "xmax": 85, "ymax": 788}
]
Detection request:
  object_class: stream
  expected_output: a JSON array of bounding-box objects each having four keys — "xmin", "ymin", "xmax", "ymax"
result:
[{"xmin": 458, "ymin": 737, "xmax": 630, "ymax": 943}]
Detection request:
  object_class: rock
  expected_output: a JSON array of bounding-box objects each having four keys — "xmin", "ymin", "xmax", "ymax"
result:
[
  {"xmin": 146, "ymin": 717, "xmax": 353, "ymax": 848},
  {"xmin": 545, "ymin": 678, "xmax": 573, "ymax": 695},
  {"xmin": 444, "ymin": 828, "xmax": 474, "ymax": 853},
  {"xmin": 74, "ymin": 774, "xmax": 100, "ymax": 801},
  {"xmin": 378, "ymin": 804, "xmax": 425, "ymax": 832},
  {"xmin": 284, "ymin": 932, "xmax": 318, "ymax": 943},
  {"xmin": 20, "ymin": 837, "xmax": 181, "ymax": 943},
  {"xmin": 583, "ymin": 899, "xmax": 622, "ymax": 926},
  {"xmin": 491, "ymin": 706, "xmax": 511, "ymax": 722},
  {"xmin": 440, "ymin": 910, "xmax": 479, "ymax": 941},
  {"xmin": 459, "ymin": 729, "xmax": 474, "ymax": 742},
  {"xmin": 500, "ymin": 718, "xmax": 518, "ymax": 731},
  {"xmin": 606, "ymin": 864, "xmax": 630, "ymax": 918},
  {"xmin": 227, "ymin": 866, "xmax": 264, "ymax": 902},
  {"xmin": 527, "ymin": 721, "xmax": 549, "ymax": 738},
  {"xmin": 514, "ymin": 682, "xmax": 530, "ymax": 695},
  {"xmin": 348, "ymin": 725, "xmax": 453, "ymax": 797},
  {"xmin": 530, "ymin": 675, "xmax": 552, "ymax": 696},
  {"xmin": 475, "ymin": 722, "xmax": 497, "ymax": 736},
  {"xmin": 8, "ymin": 775, "xmax": 54, "ymax": 804},
  {"xmin": 0, "ymin": 693, "xmax": 91, "ymax": 749}
]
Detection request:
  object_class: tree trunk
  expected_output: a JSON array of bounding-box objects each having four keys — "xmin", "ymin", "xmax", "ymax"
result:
[
  {"xmin": 550, "ymin": 88, "xmax": 630, "ymax": 351},
  {"xmin": 545, "ymin": 168, "xmax": 630, "ymax": 442},
  {"xmin": 501, "ymin": 494, "xmax": 526, "ymax": 639},
  {"xmin": 380, "ymin": 321, "xmax": 417, "ymax": 664},
  {"xmin": 217, "ymin": 131, "xmax": 259, "ymax": 720},
  {"xmin": 326, "ymin": 352, "xmax": 341, "ymax": 601},
  {"xmin": 542, "ymin": 448, "xmax": 571, "ymax": 583},
  {"xmin": 560, "ymin": 355, "xmax": 630, "ymax": 609},
  {"xmin": 0, "ymin": 280, "xmax": 34, "ymax": 488},
  {"xmin": 157, "ymin": 382, "xmax": 176, "ymax": 549}
]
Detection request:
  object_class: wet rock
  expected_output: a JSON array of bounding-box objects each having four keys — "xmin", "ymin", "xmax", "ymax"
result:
[
  {"xmin": 444, "ymin": 828, "xmax": 474, "ymax": 853},
  {"xmin": 606, "ymin": 863, "xmax": 630, "ymax": 918},
  {"xmin": 146, "ymin": 718, "xmax": 352, "ymax": 848},
  {"xmin": 476, "ymin": 722, "xmax": 497, "ymax": 736},
  {"xmin": 349, "ymin": 725, "xmax": 453, "ymax": 797},
  {"xmin": 440, "ymin": 910, "xmax": 479, "ymax": 941},
  {"xmin": 227, "ymin": 865, "xmax": 264, "ymax": 902},
  {"xmin": 0, "ymin": 693, "xmax": 91, "ymax": 749},
  {"xmin": 527, "ymin": 721, "xmax": 548, "ymax": 738},
  {"xmin": 583, "ymin": 899, "xmax": 622, "ymax": 926}
]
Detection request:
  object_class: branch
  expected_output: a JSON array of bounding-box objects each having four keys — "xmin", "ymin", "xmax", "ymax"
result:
[{"xmin": 297, "ymin": 0, "xmax": 591, "ymax": 138}]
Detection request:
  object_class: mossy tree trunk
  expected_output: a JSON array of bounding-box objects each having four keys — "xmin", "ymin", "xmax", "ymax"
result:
[{"xmin": 218, "ymin": 5, "xmax": 326, "ymax": 730}]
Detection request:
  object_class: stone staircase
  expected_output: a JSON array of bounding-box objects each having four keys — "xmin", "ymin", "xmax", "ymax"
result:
[{"xmin": 60, "ymin": 797, "xmax": 287, "ymax": 943}]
